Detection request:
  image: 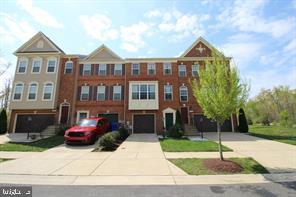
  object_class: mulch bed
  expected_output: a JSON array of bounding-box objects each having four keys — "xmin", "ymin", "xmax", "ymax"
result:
[{"xmin": 203, "ymin": 158, "xmax": 243, "ymax": 173}]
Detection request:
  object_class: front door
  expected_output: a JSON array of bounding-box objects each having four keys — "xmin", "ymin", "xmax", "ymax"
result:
[
  {"xmin": 60, "ymin": 105, "xmax": 69, "ymax": 124},
  {"xmin": 180, "ymin": 107, "xmax": 189, "ymax": 124},
  {"xmin": 165, "ymin": 113, "xmax": 174, "ymax": 130}
]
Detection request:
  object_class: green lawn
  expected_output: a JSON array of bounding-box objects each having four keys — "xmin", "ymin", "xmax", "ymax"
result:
[
  {"xmin": 170, "ymin": 157, "xmax": 269, "ymax": 175},
  {"xmin": 159, "ymin": 138, "xmax": 232, "ymax": 152},
  {"xmin": 0, "ymin": 135, "xmax": 64, "ymax": 152},
  {"xmin": 249, "ymin": 125, "xmax": 296, "ymax": 145}
]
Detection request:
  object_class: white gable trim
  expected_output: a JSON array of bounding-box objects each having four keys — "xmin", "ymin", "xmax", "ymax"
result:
[
  {"xmin": 14, "ymin": 32, "xmax": 64, "ymax": 55},
  {"xmin": 83, "ymin": 44, "xmax": 122, "ymax": 61},
  {"xmin": 180, "ymin": 36, "xmax": 221, "ymax": 57}
]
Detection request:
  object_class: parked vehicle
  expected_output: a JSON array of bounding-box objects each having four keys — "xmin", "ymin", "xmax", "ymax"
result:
[{"xmin": 64, "ymin": 117, "xmax": 110, "ymax": 145}]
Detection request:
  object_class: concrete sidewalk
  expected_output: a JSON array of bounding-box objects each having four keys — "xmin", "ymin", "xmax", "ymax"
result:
[
  {"xmin": 204, "ymin": 132, "xmax": 296, "ymax": 173},
  {"xmin": 0, "ymin": 172, "xmax": 295, "ymax": 185}
]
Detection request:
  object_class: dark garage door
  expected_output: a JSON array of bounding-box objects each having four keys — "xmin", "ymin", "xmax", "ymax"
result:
[
  {"xmin": 15, "ymin": 114, "xmax": 55, "ymax": 133},
  {"xmin": 194, "ymin": 115, "xmax": 232, "ymax": 132},
  {"xmin": 98, "ymin": 113, "xmax": 119, "ymax": 123},
  {"xmin": 133, "ymin": 114, "xmax": 155, "ymax": 133}
]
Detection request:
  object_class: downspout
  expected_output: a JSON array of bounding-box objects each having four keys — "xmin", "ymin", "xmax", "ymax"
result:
[
  {"xmin": 123, "ymin": 61, "xmax": 127, "ymax": 124},
  {"xmin": 71, "ymin": 58, "xmax": 79, "ymax": 125}
]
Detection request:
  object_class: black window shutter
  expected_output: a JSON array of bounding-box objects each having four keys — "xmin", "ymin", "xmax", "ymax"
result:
[
  {"xmin": 111, "ymin": 64, "xmax": 115, "ymax": 75},
  {"xmin": 93, "ymin": 85, "xmax": 97, "ymax": 100},
  {"xmin": 121, "ymin": 85, "xmax": 124, "ymax": 100},
  {"xmin": 105, "ymin": 86, "xmax": 109, "ymax": 100},
  {"xmin": 96, "ymin": 64, "xmax": 99, "ymax": 75},
  {"xmin": 89, "ymin": 86, "xmax": 92, "ymax": 101},
  {"xmin": 106, "ymin": 64, "xmax": 110, "ymax": 75},
  {"xmin": 77, "ymin": 86, "xmax": 81, "ymax": 100},
  {"xmin": 79, "ymin": 64, "xmax": 83, "ymax": 75},
  {"xmin": 109, "ymin": 86, "xmax": 113, "ymax": 100},
  {"xmin": 122, "ymin": 64, "xmax": 125, "ymax": 75},
  {"xmin": 91, "ymin": 64, "xmax": 94, "ymax": 75}
]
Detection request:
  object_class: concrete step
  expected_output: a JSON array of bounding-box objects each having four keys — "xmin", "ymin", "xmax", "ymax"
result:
[{"xmin": 40, "ymin": 125, "xmax": 57, "ymax": 137}]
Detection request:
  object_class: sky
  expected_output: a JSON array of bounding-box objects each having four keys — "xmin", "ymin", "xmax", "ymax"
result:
[{"xmin": 0, "ymin": 0, "xmax": 295, "ymax": 97}]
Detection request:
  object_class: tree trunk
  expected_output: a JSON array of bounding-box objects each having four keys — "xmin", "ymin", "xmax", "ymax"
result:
[{"xmin": 217, "ymin": 122, "xmax": 224, "ymax": 160}]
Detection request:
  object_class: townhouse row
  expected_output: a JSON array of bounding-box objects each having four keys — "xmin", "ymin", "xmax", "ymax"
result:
[{"xmin": 8, "ymin": 32, "xmax": 237, "ymax": 134}]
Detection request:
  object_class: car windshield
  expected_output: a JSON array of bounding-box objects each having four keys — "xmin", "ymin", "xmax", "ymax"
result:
[{"xmin": 78, "ymin": 119, "xmax": 97, "ymax": 127}]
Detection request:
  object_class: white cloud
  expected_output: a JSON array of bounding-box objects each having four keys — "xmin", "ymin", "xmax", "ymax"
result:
[
  {"xmin": 217, "ymin": 0, "xmax": 296, "ymax": 38},
  {"xmin": 79, "ymin": 14, "xmax": 119, "ymax": 41},
  {"xmin": 145, "ymin": 10, "xmax": 162, "ymax": 18},
  {"xmin": 146, "ymin": 8, "xmax": 208, "ymax": 42},
  {"xmin": 284, "ymin": 38, "xmax": 296, "ymax": 52},
  {"xmin": 120, "ymin": 22, "xmax": 152, "ymax": 52},
  {"xmin": 0, "ymin": 14, "xmax": 36, "ymax": 44},
  {"xmin": 16, "ymin": 0, "xmax": 63, "ymax": 29}
]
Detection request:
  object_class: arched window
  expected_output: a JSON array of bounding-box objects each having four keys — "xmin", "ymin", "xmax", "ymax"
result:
[
  {"xmin": 64, "ymin": 61, "xmax": 73, "ymax": 74},
  {"xmin": 13, "ymin": 83, "xmax": 24, "ymax": 100},
  {"xmin": 43, "ymin": 82, "xmax": 53, "ymax": 100},
  {"xmin": 179, "ymin": 86, "xmax": 188, "ymax": 102},
  {"xmin": 28, "ymin": 82, "xmax": 38, "ymax": 100}
]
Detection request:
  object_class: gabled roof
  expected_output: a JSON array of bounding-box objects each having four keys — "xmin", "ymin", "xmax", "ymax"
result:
[
  {"xmin": 83, "ymin": 44, "xmax": 122, "ymax": 61},
  {"xmin": 14, "ymin": 31, "xmax": 65, "ymax": 55},
  {"xmin": 180, "ymin": 36, "xmax": 222, "ymax": 57}
]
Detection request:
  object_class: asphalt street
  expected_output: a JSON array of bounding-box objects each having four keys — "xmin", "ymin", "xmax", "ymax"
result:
[{"xmin": 1, "ymin": 182, "xmax": 295, "ymax": 197}]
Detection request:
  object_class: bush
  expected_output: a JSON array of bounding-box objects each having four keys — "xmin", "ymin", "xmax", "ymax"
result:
[
  {"xmin": 238, "ymin": 108, "xmax": 249, "ymax": 133},
  {"xmin": 279, "ymin": 110, "xmax": 292, "ymax": 127},
  {"xmin": 118, "ymin": 127, "xmax": 129, "ymax": 140},
  {"xmin": 56, "ymin": 125, "xmax": 70, "ymax": 136},
  {"xmin": 98, "ymin": 131, "xmax": 120, "ymax": 150},
  {"xmin": 0, "ymin": 109, "xmax": 7, "ymax": 134},
  {"xmin": 167, "ymin": 125, "xmax": 184, "ymax": 138}
]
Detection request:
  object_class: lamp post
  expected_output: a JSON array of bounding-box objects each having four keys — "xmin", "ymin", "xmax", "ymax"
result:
[
  {"xmin": 27, "ymin": 116, "xmax": 32, "ymax": 139},
  {"xmin": 199, "ymin": 117, "xmax": 203, "ymax": 139}
]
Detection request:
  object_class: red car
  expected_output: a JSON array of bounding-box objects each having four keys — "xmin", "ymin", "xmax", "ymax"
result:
[{"xmin": 64, "ymin": 117, "xmax": 110, "ymax": 145}]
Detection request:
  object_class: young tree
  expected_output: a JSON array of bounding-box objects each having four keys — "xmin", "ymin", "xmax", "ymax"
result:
[
  {"xmin": 0, "ymin": 108, "xmax": 7, "ymax": 134},
  {"xmin": 191, "ymin": 50, "xmax": 249, "ymax": 160},
  {"xmin": 238, "ymin": 108, "xmax": 249, "ymax": 133}
]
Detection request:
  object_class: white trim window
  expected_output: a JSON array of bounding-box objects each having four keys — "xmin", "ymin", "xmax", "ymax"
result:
[
  {"xmin": 27, "ymin": 83, "xmax": 38, "ymax": 100},
  {"xmin": 32, "ymin": 58, "xmax": 42, "ymax": 73},
  {"xmin": 180, "ymin": 86, "xmax": 188, "ymax": 102},
  {"xmin": 98, "ymin": 64, "xmax": 107, "ymax": 75},
  {"xmin": 47, "ymin": 58, "xmax": 56, "ymax": 73},
  {"xmin": 132, "ymin": 63, "xmax": 140, "ymax": 75},
  {"xmin": 83, "ymin": 64, "xmax": 91, "ymax": 76},
  {"xmin": 164, "ymin": 85, "xmax": 173, "ymax": 101},
  {"xmin": 113, "ymin": 85, "xmax": 122, "ymax": 101},
  {"xmin": 163, "ymin": 63, "xmax": 172, "ymax": 75},
  {"xmin": 192, "ymin": 64, "xmax": 199, "ymax": 76},
  {"xmin": 64, "ymin": 61, "xmax": 73, "ymax": 74},
  {"xmin": 147, "ymin": 63, "xmax": 156, "ymax": 75},
  {"xmin": 114, "ymin": 64, "xmax": 122, "ymax": 75},
  {"xmin": 76, "ymin": 111, "xmax": 89, "ymax": 123},
  {"xmin": 17, "ymin": 58, "xmax": 28, "ymax": 74},
  {"xmin": 97, "ymin": 86, "xmax": 105, "ymax": 101},
  {"xmin": 80, "ymin": 85, "xmax": 89, "ymax": 101},
  {"xmin": 178, "ymin": 65, "xmax": 186, "ymax": 77},
  {"xmin": 132, "ymin": 84, "xmax": 155, "ymax": 100},
  {"xmin": 13, "ymin": 83, "xmax": 24, "ymax": 100},
  {"xmin": 132, "ymin": 84, "xmax": 139, "ymax": 99},
  {"xmin": 43, "ymin": 83, "xmax": 53, "ymax": 100}
]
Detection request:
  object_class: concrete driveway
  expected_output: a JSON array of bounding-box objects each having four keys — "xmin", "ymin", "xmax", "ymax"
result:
[
  {"xmin": 0, "ymin": 134, "xmax": 185, "ymax": 176},
  {"xmin": 204, "ymin": 132, "xmax": 296, "ymax": 173}
]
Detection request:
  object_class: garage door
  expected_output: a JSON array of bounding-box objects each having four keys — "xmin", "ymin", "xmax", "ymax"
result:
[
  {"xmin": 98, "ymin": 113, "xmax": 119, "ymax": 123},
  {"xmin": 133, "ymin": 114, "xmax": 155, "ymax": 133},
  {"xmin": 194, "ymin": 115, "xmax": 232, "ymax": 132},
  {"xmin": 15, "ymin": 114, "xmax": 55, "ymax": 133}
]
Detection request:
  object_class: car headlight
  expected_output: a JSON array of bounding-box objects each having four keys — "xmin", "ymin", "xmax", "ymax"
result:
[{"xmin": 65, "ymin": 130, "xmax": 69, "ymax": 135}]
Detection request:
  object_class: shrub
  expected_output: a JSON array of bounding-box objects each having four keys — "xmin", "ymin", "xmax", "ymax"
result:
[
  {"xmin": 118, "ymin": 127, "xmax": 129, "ymax": 140},
  {"xmin": 238, "ymin": 108, "xmax": 249, "ymax": 133},
  {"xmin": 98, "ymin": 131, "xmax": 120, "ymax": 150},
  {"xmin": 279, "ymin": 110, "xmax": 292, "ymax": 127},
  {"xmin": 176, "ymin": 109, "xmax": 184, "ymax": 131},
  {"xmin": 56, "ymin": 125, "xmax": 70, "ymax": 136},
  {"xmin": 167, "ymin": 125, "xmax": 184, "ymax": 138},
  {"xmin": 0, "ymin": 109, "xmax": 7, "ymax": 134}
]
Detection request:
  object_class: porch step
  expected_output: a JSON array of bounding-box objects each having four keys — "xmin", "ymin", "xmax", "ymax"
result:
[
  {"xmin": 40, "ymin": 125, "xmax": 57, "ymax": 137},
  {"xmin": 184, "ymin": 124, "xmax": 199, "ymax": 136}
]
